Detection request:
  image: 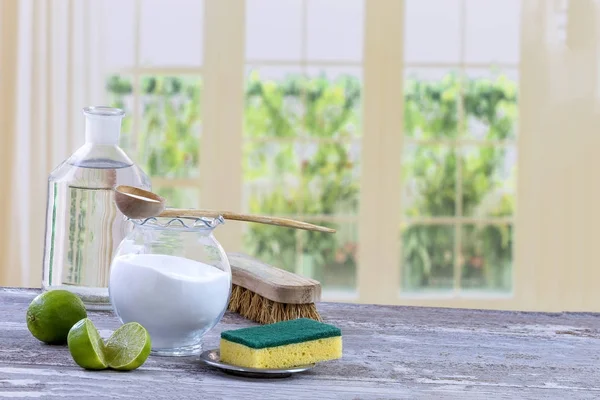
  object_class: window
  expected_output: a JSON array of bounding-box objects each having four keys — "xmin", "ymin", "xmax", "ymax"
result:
[
  {"xmin": 400, "ymin": 0, "xmax": 519, "ymax": 296},
  {"xmin": 96, "ymin": 0, "xmax": 522, "ymax": 305},
  {"xmin": 102, "ymin": 0, "xmax": 204, "ymax": 209},
  {"xmin": 242, "ymin": 0, "xmax": 364, "ymax": 299}
]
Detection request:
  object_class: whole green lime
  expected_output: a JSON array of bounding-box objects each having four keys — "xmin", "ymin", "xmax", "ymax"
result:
[{"xmin": 26, "ymin": 290, "xmax": 87, "ymax": 344}]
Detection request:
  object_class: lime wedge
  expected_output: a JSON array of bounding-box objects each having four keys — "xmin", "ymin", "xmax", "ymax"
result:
[
  {"xmin": 105, "ymin": 322, "xmax": 152, "ymax": 371},
  {"xmin": 67, "ymin": 318, "xmax": 107, "ymax": 370}
]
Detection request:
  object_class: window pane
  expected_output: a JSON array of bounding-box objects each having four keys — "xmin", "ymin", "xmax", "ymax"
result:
[
  {"xmin": 139, "ymin": 0, "xmax": 204, "ymax": 66},
  {"xmin": 402, "ymin": 145, "xmax": 457, "ymax": 217},
  {"xmin": 106, "ymin": 75, "xmax": 135, "ymax": 152},
  {"xmin": 404, "ymin": 68, "xmax": 461, "ymax": 140},
  {"xmin": 242, "ymin": 220, "xmax": 358, "ymax": 294},
  {"xmin": 245, "ymin": 0, "xmax": 303, "ymax": 60},
  {"xmin": 245, "ymin": 67, "xmax": 304, "ymax": 139},
  {"xmin": 301, "ymin": 221, "xmax": 357, "ymax": 292},
  {"xmin": 243, "ymin": 140, "xmax": 360, "ymax": 217},
  {"xmin": 139, "ymin": 76, "xmax": 202, "ymax": 178},
  {"xmin": 241, "ymin": 222, "xmax": 298, "ymax": 276},
  {"xmin": 461, "ymin": 146, "xmax": 516, "ymax": 218},
  {"xmin": 401, "ymin": 224, "xmax": 454, "ymax": 292},
  {"xmin": 245, "ymin": 67, "xmax": 362, "ymax": 139},
  {"xmin": 464, "ymin": 68, "xmax": 519, "ymax": 140},
  {"xmin": 404, "ymin": 0, "xmax": 461, "ymax": 63},
  {"xmin": 155, "ymin": 187, "xmax": 200, "ymax": 209},
  {"xmin": 304, "ymin": 67, "xmax": 362, "ymax": 139},
  {"xmin": 464, "ymin": 0, "xmax": 521, "ymax": 64},
  {"xmin": 243, "ymin": 141, "xmax": 301, "ymax": 216},
  {"xmin": 299, "ymin": 141, "xmax": 361, "ymax": 216},
  {"xmin": 99, "ymin": 0, "xmax": 136, "ymax": 69},
  {"xmin": 306, "ymin": 0, "xmax": 364, "ymax": 62},
  {"xmin": 461, "ymin": 224, "xmax": 512, "ymax": 292}
]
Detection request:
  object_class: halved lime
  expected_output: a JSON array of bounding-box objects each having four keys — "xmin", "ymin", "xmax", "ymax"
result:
[
  {"xmin": 105, "ymin": 322, "xmax": 152, "ymax": 371},
  {"xmin": 67, "ymin": 318, "xmax": 107, "ymax": 370}
]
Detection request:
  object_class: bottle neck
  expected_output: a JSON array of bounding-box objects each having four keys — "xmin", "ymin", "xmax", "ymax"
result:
[
  {"xmin": 83, "ymin": 106, "xmax": 124, "ymax": 145},
  {"xmin": 85, "ymin": 117, "xmax": 121, "ymax": 145}
]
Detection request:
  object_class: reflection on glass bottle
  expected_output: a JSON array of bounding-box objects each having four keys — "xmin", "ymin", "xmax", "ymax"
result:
[{"xmin": 42, "ymin": 107, "xmax": 151, "ymax": 310}]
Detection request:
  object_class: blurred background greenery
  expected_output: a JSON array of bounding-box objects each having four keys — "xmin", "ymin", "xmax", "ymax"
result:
[{"xmin": 106, "ymin": 71, "xmax": 517, "ymax": 295}]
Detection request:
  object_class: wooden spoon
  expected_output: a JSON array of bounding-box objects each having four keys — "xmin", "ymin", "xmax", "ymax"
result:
[{"xmin": 114, "ymin": 185, "xmax": 336, "ymax": 234}]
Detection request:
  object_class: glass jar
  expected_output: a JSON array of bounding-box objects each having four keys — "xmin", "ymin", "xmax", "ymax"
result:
[
  {"xmin": 42, "ymin": 106, "xmax": 151, "ymax": 311},
  {"xmin": 108, "ymin": 216, "xmax": 231, "ymax": 357}
]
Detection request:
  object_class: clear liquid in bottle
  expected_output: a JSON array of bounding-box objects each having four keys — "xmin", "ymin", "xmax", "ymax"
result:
[{"xmin": 42, "ymin": 107, "xmax": 151, "ymax": 310}]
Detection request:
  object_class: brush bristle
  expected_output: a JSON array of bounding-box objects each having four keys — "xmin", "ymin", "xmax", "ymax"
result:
[{"xmin": 227, "ymin": 284, "xmax": 322, "ymax": 325}]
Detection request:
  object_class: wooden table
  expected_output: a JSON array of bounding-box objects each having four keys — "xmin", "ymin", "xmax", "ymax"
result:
[{"xmin": 2, "ymin": 288, "xmax": 600, "ymax": 399}]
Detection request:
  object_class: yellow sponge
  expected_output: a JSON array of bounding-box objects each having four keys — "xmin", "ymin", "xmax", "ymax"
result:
[{"xmin": 220, "ymin": 318, "xmax": 342, "ymax": 369}]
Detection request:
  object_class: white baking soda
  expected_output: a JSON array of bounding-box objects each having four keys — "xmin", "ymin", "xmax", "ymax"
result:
[{"xmin": 109, "ymin": 253, "xmax": 231, "ymax": 351}]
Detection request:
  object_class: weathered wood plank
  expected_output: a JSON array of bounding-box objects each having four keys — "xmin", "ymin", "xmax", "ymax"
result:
[{"xmin": 2, "ymin": 288, "xmax": 600, "ymax": 399}]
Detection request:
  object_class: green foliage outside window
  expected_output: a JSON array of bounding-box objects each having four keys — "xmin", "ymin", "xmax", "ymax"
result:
[
  {"xmin": 106, "ymin": 71, "xmax": 517, "ymax": 292},
  {"xmin": 402, "ymin": 72, "xmax": 517, "ymax": 291}
]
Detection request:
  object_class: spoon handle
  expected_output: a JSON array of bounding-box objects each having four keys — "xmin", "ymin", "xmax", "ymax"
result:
[{"xmin": 158, "ymin": 208, "xmax": 336, "ymax": 234}]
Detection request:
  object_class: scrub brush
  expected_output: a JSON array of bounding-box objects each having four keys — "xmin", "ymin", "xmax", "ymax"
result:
[{"xmin": 226, "ymin": 252, "xmax": 322, "ymax": 324}]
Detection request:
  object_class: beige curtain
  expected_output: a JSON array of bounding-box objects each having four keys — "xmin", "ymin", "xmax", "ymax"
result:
[
  {"xmin": 0, "ymin": 0, "xmax": 20, "ymax": 286},
  {"xmin": 0, "ymin": 0, "xmax": 94, "ymax": 288},
  {"xmin": 515, "ymin": 0, "xmax": 600, "ymax": 311}
]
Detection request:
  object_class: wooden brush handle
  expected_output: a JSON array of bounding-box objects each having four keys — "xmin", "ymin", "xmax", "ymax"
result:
[
  {"xmin": 226, "ymin": 252, "xmax": 322, "ymax": 305},
  {"xmin": 159, "ymin": 208, "xmax": 335, "ymax": 233}
]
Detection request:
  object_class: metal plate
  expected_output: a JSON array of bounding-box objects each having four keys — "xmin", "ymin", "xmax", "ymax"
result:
[{"xmin": 199, "ymin": 348, "xmax": 316, "ymax": 379}]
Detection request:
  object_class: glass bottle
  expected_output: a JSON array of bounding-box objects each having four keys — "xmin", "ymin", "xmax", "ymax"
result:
[
  {"xmin": 109, "ymin": 216, "xmax": 232, "ymax": 356},
  {"xmin": 41, "ymin": 106, "xmax": 151, "ymax": 310}
]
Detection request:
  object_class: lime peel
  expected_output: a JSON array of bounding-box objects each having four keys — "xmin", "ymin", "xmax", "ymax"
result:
[{"xmin": 26, "ymin": 290, "xmax": 87, "ymax": 344}]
